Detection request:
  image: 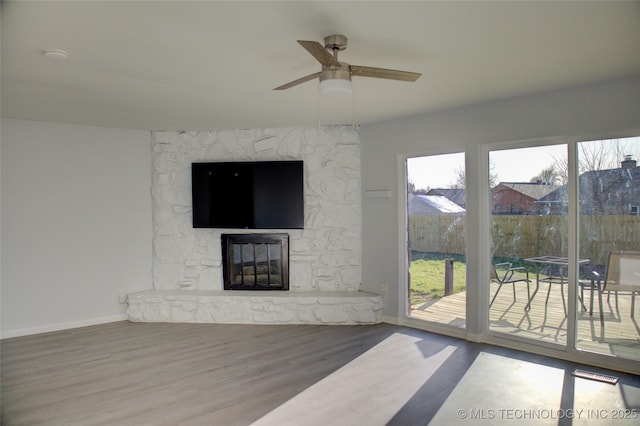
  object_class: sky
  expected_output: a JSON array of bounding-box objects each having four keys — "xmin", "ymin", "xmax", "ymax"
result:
[{"xmin": 407, "ymin": 137, "xmax": 640, "ymax": 190}]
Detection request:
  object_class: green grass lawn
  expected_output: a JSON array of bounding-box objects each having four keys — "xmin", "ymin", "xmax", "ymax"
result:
[
  {"xmin": 409, "ymin": 252, "xmax": 536, "ymax": 306},
  {"xmin": 410, "ymin": 252, "xmax": 467, "ymax": 306}
]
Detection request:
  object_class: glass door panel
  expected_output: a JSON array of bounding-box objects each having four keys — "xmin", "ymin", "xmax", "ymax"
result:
[
  {"xmin": 575, "ymin": 137, "xmax": 640, "ymax": 361},
  {"xmin": 406, "ymin": 153, "xmax": 466, "ymax": 329},
  {"xmin": 488, "ymin": 145, "xmax": 569, "ymax": 346}
]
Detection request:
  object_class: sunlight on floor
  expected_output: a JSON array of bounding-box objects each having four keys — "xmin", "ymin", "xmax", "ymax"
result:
[
  {"xmin": 430, "ymin": 352, "xmax": 637, "ymax": 425},
  {"xmin": 251, "ymin": 332, "xmax": 457, "ymax": 426}
]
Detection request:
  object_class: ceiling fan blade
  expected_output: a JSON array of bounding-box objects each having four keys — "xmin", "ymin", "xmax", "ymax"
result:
[
  {"xmin": 297, "ymin": 40, "xmax": 339, "ymax": 66},
  {"xmin": 351, "ymin": 65, "xmax": 421, "ymax": 82},
  {"xmin": 273, "ymin": 72, "xmax": 320, "ymax": 90}
]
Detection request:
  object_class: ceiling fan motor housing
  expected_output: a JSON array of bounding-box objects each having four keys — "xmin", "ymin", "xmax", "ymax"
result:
[{"xmin": 324, "ymin": 34, "xmax": 347, "ymax": 51}]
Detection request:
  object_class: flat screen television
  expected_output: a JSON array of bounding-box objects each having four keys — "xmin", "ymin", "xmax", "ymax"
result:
[{"xmin": 192, "ymin": 161, "xmax": 304, "ymax": 229}]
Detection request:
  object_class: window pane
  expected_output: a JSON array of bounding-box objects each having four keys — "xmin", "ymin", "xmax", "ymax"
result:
[
  {"xmin": 488, "ymin": 144, "xmax": 568, "ymax": 346},
  {"xmin": 576, "ymin": 137, "xmax": 640, "ymax": 361},
  {"xmin": 407, "ymin": 153, "xmax": 466, "ymax": 329}
]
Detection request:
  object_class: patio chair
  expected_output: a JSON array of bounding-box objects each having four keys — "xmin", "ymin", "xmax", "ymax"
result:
[
  {"xmin": 490, "ymin": 262, "xmax": 531, "ymax": 308},
  {"xmin": 578, "ymin": 263, "xmax": 605, "ymax": 315},
  {"xmin": 578, "ymin": 276, "xmax": 595, "ymax": 314},
  {"xmin": 591, "ymin": 250, "xmax": 640, "ymax": 329}
]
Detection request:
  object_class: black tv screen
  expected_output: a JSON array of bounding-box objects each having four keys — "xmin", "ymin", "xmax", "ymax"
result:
[{"xmin": 192, "ymin": 161, "xmax": 304, "ymax": 229}]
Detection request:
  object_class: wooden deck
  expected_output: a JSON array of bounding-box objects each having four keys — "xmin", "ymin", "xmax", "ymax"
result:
[{"xmin": 410, "ymin": 281, "xmax": 640, "ymax": 361}]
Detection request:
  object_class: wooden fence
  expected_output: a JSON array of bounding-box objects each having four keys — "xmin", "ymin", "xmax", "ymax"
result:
[{"xmin": 408, "ymin": 214, "xmax": 640, "ymax": 266}]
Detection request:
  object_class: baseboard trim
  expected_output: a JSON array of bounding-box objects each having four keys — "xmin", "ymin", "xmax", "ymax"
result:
[
  {"xmin": 382, "ymin": 315, "xmax": 401, "ymax": 325},
  {"xmin": 1, "ymin": 314, "xmax": 128, "ymax": 339},
  {"xmin": 465, "ymin": 331, "xmax": 483, "ymax": 343}
]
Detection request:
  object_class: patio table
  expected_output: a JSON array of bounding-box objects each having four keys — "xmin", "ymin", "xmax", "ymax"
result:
[{"xmin": 524, "ymin": 256, "xmax": 590, "ymax": 315}]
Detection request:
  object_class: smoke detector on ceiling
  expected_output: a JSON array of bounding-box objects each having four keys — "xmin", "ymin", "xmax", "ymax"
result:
[{"xmin": 42, "ymin": 49, "xmax": 69, "ymax": 60}]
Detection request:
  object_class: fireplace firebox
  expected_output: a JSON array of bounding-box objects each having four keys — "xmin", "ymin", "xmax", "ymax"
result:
[{"xmin": 222, "ymin": 234, "xmax": 289, "ymax": 290}]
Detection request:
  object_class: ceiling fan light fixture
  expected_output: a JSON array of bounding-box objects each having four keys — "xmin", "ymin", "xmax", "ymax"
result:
[
  {"xmin": 319, "ymin": 68, "xmax": 352, "ymax": 96},
  {"xmin": 319, "ymin": 78, "xmax": 352, "ymax": 95}
]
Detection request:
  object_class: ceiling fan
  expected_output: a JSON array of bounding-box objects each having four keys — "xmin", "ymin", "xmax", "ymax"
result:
[{"xmin": 274, "ymin": 34, "xmax": 421, "ymax": 94}]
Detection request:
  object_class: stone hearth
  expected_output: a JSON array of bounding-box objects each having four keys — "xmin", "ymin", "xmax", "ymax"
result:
[{"xmin": 126, "ymin": 290, "xmax": 383, "ymax": 325}]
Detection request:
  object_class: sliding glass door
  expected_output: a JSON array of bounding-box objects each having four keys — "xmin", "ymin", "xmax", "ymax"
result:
[
  {"xmin": 488, "ymin": 144, "xmax": 569, "ymax": 346},
  {"xmin": 402, "ymin": 137, "xmax": 639, "ymax": 367},
  {"xmin": 487, "ymin": 137, "xmax": 640, "ymax": 364}
]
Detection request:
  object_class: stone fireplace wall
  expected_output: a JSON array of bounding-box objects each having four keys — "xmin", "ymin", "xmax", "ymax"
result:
[{"xmin": 151, "ymin": 127, "xmax": 361, "ymax": 293}]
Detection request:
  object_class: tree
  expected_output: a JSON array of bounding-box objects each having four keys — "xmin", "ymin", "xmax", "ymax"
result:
[
  {"xmin": 453, "ymin": 166, "xmax": 465, "ymax": 189},
  {"xmin": 455, "ymin": 163, "xmax": 498, "ymax": 189},
  {"xmin": 530, "ymin": 165, "xmax": 561, "ymax": 185},
  {"xmin": 551, "ymin": 138, "xmax": 640, "ymax": 215},
  {"xmin": 407, "ymin": 179, "xmax": 428, "ymax": 194},
  {"xmin": 553, "ymin": 138, "xmax": 640, "ymax": 183}
]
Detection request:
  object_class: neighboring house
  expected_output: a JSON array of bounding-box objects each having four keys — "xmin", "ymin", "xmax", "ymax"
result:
[
  {"xmin": 490, "ymin": 182, "xmax": 561, "ymax": 215},
  {"xmin": 539, "ymin": 156, "xmax": 640, "ymax": 215},
  {"xmin": 408, "ymin": 193, "xmax": 466, "ymax": 215},
  {"xmin": 426, "ymin": 188, "xmax": 466, "ymax": 208}
]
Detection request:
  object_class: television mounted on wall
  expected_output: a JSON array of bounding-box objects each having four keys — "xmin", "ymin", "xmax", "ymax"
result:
[{"xmin": 191, "ymin": 161, "xmax": 304, "ymax": 229}]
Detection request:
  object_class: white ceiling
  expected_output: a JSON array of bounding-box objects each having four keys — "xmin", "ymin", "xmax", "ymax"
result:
[{"xmin": 3, "ymin": 1, "xmax": 640, "ymax": 131}]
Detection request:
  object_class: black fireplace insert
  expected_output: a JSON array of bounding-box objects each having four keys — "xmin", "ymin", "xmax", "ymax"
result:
[{"xmin": 221, "ymin": 233, "xmax": 289, "ymax": 290}]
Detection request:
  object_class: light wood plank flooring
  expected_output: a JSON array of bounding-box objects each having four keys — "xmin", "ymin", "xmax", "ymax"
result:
[
  {"xmin": 2, "ymin": 322, "xmax": 639, "ymax": 425},
  {"xmin": 2, "ymin": 323, "xmax": 397, "ymax": 425}
]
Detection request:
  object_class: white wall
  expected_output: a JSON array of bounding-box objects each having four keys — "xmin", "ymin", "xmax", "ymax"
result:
[
  {"xmin": 360, "ymin": 74, "xmax": 640, "ymax": 332},
  {"xmin": 1, "ymin": 119, "xmax": 153, "ymax": 337}
]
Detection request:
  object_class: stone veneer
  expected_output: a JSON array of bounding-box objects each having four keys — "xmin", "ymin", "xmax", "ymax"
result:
[
  {"xmin": 127, "ymin": 126, "xmax": 383, "ymax": 324},
  {"xmin": 127, "ymin": 290, "xmax": 382, "ymax": 325}
]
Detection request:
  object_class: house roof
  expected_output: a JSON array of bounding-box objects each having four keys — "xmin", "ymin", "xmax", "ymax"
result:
[
  {"xmin": 494, "ymin": 182, "xmax": 562, "ymax": 200},
  {"xmin": 3, "ymin": 2, "xmax": 640, "ymax": 131},
  {"xmin": 539, "ymin": 165, "xmax": 640, "ymax": 204},
  {"xmin": 408, "ymin": 194, "xmax": 466, "ymax": 215},
  {"xmin": 426, "ymin": 188, "xmax": 466, "ymax": 206}
]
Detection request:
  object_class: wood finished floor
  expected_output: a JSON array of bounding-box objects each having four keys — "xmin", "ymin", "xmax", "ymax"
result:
[{"xmin": 2, "ymin": 322, "xmax": 639, "ymax": 425}]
